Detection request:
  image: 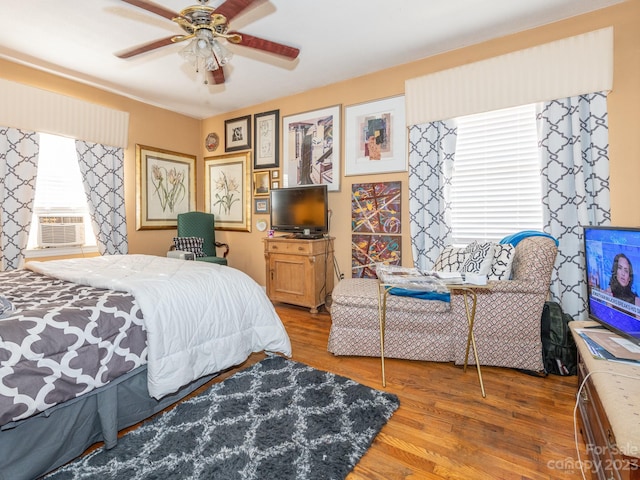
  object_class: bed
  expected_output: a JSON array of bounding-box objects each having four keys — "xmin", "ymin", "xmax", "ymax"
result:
[{"xmin": 0, "ymin": 254, "xmax": 291, "ymax": 480}]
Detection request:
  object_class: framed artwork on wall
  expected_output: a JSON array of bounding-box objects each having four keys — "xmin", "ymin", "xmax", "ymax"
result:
[
  {"xmin": 351, "ymin": 181, "xmax": 402, "ymax": 278},
  {"xmin": 254, "ymin": 197, "xmax": 269, "ymax": 214},
  {"xmin": 253, "ymin": 110, "xmax": 279, "ymax": 169},
  {"xmin": 352, "ymin": 234, "xmax": 402, "ymax": 278},
  {"xmin": 282, "ymin": 105, "xmax": 341, "ymax": 192},
  {"xmin": 224, "ymin": 115, "xmax": 252, "ymax": 152},
  {"xmin": 204, "ymin": 152, "xmax": 252, "ymax": 232},
  {"xmin": 135, "ymin": 144, "xmax": 196, "ymax": 230},
  {"xmin": 344, "ymin": 95, "xmax": 407, "ymax": 176},
  {"xmin": 253, "ymin": 171, "xmax": 270, "ymax": 196}
]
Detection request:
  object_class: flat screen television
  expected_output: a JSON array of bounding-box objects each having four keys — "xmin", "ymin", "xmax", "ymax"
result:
[
  {"xmin": 584, "ymin": 225, "xmax": 640, "ymax": 345},
  {"xmin": 269, "ymin": 184, "xmax": 329, "ymax": 238}
]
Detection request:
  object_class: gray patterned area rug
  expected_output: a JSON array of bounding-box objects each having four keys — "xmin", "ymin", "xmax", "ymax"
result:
[{"xmin": 46, "ymin": 355, "xmax": 399, "ymax": 480}]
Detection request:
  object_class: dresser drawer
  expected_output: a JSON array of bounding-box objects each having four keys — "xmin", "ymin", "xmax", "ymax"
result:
[{"xmin": 264, "ymin": 238, "xmax": 333, "ymax": 255}]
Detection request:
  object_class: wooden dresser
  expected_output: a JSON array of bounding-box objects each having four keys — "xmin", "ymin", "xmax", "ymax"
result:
[
  {"xmin": 570, "ymin": 321, "xmax": 640, "ymax": 479},
  {"xmin": 264, "ymin": 236, "xmax": 334, "ymax": 314}
]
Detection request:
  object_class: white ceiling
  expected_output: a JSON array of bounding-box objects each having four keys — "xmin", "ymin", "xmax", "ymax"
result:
[{"xmin": 0, "ymin": 0, "xmax": 626, "ymax": 119}]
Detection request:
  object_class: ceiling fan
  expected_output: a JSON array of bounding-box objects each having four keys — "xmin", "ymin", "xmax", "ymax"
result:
[{"xmin": 116, "ymin": 0, "xmax": 300, "ymax": 85}]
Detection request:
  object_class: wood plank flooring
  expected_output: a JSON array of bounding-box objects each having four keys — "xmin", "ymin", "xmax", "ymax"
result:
[
  {"xmin": 102, "ymin": 302, "xmax": 592, "ymax": 479},
  {"xmin": 271, "ymin": 303, "xmax": 591, "ymax": 480}
]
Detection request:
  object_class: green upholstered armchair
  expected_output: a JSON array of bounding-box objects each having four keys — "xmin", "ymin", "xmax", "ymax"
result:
[{"xmin": 174, "ymin": 211, "xmax": 229, "ymax": 265}]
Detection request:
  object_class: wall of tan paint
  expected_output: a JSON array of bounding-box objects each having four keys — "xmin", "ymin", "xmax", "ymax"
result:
[
  {"xmin": 0, "ymin": 60, "xmax": 201, "ymax": 260},
  {"xmin": 2, "ymin": 2, "xmax": 638, "ymax": 287},
  {"xmin": 203, "ymin": 1, "xmax": 640, "ymax": 286}
]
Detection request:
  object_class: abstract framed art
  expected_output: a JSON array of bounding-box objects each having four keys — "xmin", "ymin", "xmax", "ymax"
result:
[
  {"xmin": 344, "ymin": 95, "xmax": 407, "ymax": 176},
  {"xmin": 136, "ymin": 144, "xmax": 196, "ymax": 230},
  {"xmin": 253, "ymin": 110, "xmax": 279, "ymax": 169},
  {"xmin": 351, "ymin": 181, "xmax": 402, "ymax": 278},
  {"xmin": 282, "ymin": 105, "xmax": 341, "ymax": 192},
  {"xmin": 224, "ymin": 115, "xmax": 252, "ymax": 152},
  {"xmin": 204, "ymin": 152, "xmax": 252, "ymax": 232}
]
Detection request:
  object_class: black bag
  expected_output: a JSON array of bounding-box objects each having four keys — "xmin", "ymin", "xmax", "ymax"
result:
[{"xmin": 540, "ymin": 301, "xmax": 577, "ymax": 375}]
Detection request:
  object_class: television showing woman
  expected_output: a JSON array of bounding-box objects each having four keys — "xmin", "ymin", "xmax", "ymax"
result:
[{"xmin": 605, "ymin": 253, "xmax": 640, "ymax": 314}]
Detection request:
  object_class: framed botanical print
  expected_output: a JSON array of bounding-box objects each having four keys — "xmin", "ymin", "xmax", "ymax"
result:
[
  {"xmin": 204, "ymin": 151, "xmax": 252, "ymax": 232},
  {"xmin": 253, "ymin": 110, "xmax": 279, "ymax": 169},
  {"xmin": 224, "ymin": 115, "xmax": 252, "ymax": 152},
  {"xmin": 282, "ymin": 105, "xmax": 341, "ymax": 192},
  {"xmin": 136, "ymin": 144, "xmax": 196, "ymax": 230}
]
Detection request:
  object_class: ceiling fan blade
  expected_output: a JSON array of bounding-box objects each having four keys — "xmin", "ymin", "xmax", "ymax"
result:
[
  {"xmin": 229, "ymin": 31, "xmax": 300, "ymax": 59},
  {"xmin": 214, "ymin": 0, "xmax": 259, "ymax": 22},
  {"xmin": 121, "ymin": 0, "xmax": 178, "ymax": 21},
  {"xmin": 116, "ymin": 36, "xmax": 176, "ymax": 58},
  {"xmin": 209, "ymin": 68, "xmax": 226, "ymax": 85}
]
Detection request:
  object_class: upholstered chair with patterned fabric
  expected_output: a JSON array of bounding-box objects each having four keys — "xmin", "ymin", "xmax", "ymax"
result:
[
  {"xmin": 172, "ymin": 211, "xmax": 229, "ymax": 265},
  {"xmin": 327, "ymin": 236, "xmax": 558, "ymax": 372}
]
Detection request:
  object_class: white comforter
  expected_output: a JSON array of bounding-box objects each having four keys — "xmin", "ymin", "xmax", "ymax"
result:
[{"xmin": 26, "ymin": 255, "xmax": 292, "ymax": 399}]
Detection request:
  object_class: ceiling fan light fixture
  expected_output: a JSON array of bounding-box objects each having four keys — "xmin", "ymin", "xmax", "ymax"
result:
[
  {"xmin": 180, "ymin": 37, "xmax": 220, "ymax": 82},
  {"xmin": 211, "ymin": 39, "xmax": 232, "ymax": 66},
  {"xmin": 117, "ymin": 0, "xmax": 299, "ymax": 85}
]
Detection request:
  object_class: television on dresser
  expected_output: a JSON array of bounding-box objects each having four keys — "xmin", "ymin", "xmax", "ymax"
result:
[
  {"xmin": 269, "ymin": 184, "xmax": 329, "ymax": 238},
  {"xmin": 584, "ymin": 225, "xmax": 640, "ymax": 345}
]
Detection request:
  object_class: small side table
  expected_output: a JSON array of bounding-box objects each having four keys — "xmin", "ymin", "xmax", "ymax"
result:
[{"xmin": 377, "ymin": 282, "xmax": 491, "ymax": 398}]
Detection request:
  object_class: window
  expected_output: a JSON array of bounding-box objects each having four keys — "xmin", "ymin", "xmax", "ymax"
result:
[
  {"xmin": 26, "ymin": 133, "xmax": 97, "ymax": 254},
  {"xmin": 451, "ymin": 104, "xmax": 543, "ymax": 244}
]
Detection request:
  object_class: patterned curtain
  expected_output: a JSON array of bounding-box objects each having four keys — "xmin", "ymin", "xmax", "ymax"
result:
[
  {"xmin": 0, "ymin": 127, "xmax": 39, "ymax": 271},
  {"xmin": 75, "ymin": 140, "xmax": 128, "ymax": 255},
  {"xmin": 408, "ymin": 120, "xmax": 457, "ymax": 271},
  {"xmin": 537, "ymin": 91, "xmax": 611, "ymax": 320}
]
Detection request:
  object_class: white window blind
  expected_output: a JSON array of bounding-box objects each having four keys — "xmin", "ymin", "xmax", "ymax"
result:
[
  {"xmin": 451, "ymin": 103, "xmax": 543, "ymax": 244},
  {"xmin": 27, "ymin": 133, "xmax": 96, "ymax": 249}
]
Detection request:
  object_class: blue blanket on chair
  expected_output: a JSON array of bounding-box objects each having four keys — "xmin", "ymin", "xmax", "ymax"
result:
[
  {"xmin": 388, "ymin": 288, "xmax": 451, "ymax": 302},
  {"xmin": 500, "ymin": 230, "xmax": 559, "ymax": 247}
]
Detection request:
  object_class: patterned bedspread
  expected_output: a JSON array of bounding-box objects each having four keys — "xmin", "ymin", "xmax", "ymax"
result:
[{"xmin": 0, "ymin": 269, "xmax": 146, "ymax": 426}]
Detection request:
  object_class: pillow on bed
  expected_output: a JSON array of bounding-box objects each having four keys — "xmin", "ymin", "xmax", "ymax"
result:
[{"xmin": 173, "ymin": 237, "xmax": 206, "ymax": 257}]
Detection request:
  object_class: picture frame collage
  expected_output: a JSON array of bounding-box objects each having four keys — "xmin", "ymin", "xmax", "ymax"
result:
[{"xmin": 136, "ymin": 96, "xmax": 407, "ymax": 235}]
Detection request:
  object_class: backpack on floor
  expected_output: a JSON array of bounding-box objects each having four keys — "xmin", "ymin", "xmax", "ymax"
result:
[{"xmin": 540, "ymin": 301, "xmax": 577, "ymax": 375}]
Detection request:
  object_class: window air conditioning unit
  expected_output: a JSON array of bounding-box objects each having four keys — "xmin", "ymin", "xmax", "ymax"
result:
[{"xmin": 37, "ymin": 215, "xmax": 85, "ymax": 248}]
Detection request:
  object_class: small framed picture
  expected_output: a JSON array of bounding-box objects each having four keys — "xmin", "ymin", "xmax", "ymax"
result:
[
  {"xmin": 271, "ymin": 169, "xmax": 280, "ymax": 180},
  {"xmin": 271, "ymin": 180, "xmax": 280, "ymax": 189},
  {"xmin": 253, "ymin": 171, "xmax": 270, "ymax": 196},
  {"xmin": 225, "ymin": 115, "xmax": 252, "ymax": 152},
  {"xmin": 254, "ymin": 197, "xmax": 269, "ymax": 214},
  {"xmin": 253, "ymin": 110, "xmax": 279, "ymax": 169}
]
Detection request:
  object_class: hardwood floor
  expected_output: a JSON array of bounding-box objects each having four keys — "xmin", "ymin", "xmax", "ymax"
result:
[
  {"xmin": 270, "ymin": 303, "xmax": 591, "ymax": 480},
  {"xmin": 108, "ymin": 302, "xmax": 591, "ymax": 479}
]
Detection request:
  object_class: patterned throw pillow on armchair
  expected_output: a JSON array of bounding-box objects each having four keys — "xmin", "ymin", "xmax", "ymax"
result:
[
  {"xmin": 487, "ymin": 243, "xmax": 516, "ymax": 280},
  {"xmin": 433, "ymin": 246, "xmax": 467, "ymax": 272},
  {"xmin": 460, "ymin": 241, "xmax": 495, "ymax": 274},
  {"xmin": 173, "ymin": 237, "xmax": 206, "ymax": 258}
]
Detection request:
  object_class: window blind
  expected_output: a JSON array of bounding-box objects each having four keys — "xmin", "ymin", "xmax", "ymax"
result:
[
  {"xmin": 451, "ymin": 103, "xmax": 542, "ymax": 244},
  {"xmin": 27, "ymin": 133, "xmax": 96, "ymax": 249},
  {"xmin": 33, "ymin": 134, "xmax": 87, "ymax": 210}
]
